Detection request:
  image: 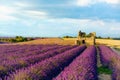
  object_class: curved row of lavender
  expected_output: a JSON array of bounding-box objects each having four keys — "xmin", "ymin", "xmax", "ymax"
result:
[
  {"xmin": 0, "ymin": 45, "xmax": 64, "ymax": 65},
  {"xmin": 0, "ymin": 45, "xmax": 62, "ymax": 62},
  {"xmin": 0, "ymin": 45, "xmax": 61, "ymax": 78},
  {"xmin": 0, "ymin": 45, "xmax": 76, "ymax": 79},
  {"xmin": 0, "ymin": 45, "xmax": 57, "ymax": 54},
  {"xmin": 98, "ymin": 45, "xmax": 120, "ymax": 80},
  {"xmin": 0, "ymin": 45, "xmax": 62, "ymax": 65},
  {"xmin": 6, "ymin": 45, "xmax": 86, "ymax": 80},
  {"xmin": 54, "ymin": 46, "xmax": 97, "ymax": 80}
]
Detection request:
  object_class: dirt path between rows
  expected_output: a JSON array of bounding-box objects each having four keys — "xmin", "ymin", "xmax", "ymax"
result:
[{"xmin": 97, "ymin": 47, "xmax": 112, "ymax": 80}]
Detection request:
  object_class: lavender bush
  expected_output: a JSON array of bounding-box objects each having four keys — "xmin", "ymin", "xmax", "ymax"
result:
[
  {"xmin": 6, "ymin": 45, "xmax": 86, "ymax": 80},
  {"xmin": 0, "ymin": 45, "xmax": 76, "ymax": 79},
  {"xmin": 99, "ymin": 45, "xmax": 120, "ymax": 80},
  {"xmin": 54, "ymin": 46, "xmax": 97, "ymax": 80}
]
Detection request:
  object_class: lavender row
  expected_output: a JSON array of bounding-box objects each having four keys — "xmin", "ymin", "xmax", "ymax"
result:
[
  {"xmin": 1, "ymin": 45, "xmax": 69, "ymax": 66},
  {"xmin": 6, "ymin": 45, "xmax": 86, "ymax": 80},
  {"xmin": 0, "ymin": 45, "xmax": 43, "ymax": 54},
  {"xmin": 0, "ymin": 45, "xmax": 75, "ymax": 79},
  {"xmin": 54, "ymin": 46, "xmax": 97, "ymax": 80},
  {"xmin": 98, "ymin": 45, "xmax": 120, "ymax": 80},
  {"xmin": 0, "ymin": 44, "xmax": 60, "ymax": 55},
  {"xmin": 0, "ymin": 45, "xmax": 62, "ymax": 63}
]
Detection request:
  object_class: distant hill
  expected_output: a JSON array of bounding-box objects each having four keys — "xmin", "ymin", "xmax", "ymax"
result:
[{"xmin": 16, "ymin": 38, "xmax": 75, "ymax": 45}]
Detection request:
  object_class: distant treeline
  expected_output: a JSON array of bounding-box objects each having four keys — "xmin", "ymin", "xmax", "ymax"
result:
[
  {"xmin": 63, "ymin": 35, "xmax": 112, "ymax": 39},
  {"xmin": 113, "ymin": 38, "xmax": 120, "ymax": 40},
  {"xmin": 63, "ymin": 36, "xmax": 76, "ymax": 38},
  {"xmin": 63, "ymin": 33, "xmax": 93, "ymax": 38},
  {"xmin": 0, "ymin": 36, "xmax": 34, "ymax": 43},
  {"xmin": 96, "ymin": 36, "xmax": 112, "ymax": 39}
]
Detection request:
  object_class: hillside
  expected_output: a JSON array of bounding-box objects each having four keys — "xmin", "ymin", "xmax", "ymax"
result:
[
  {"xmin": 15, "ymin": 38, "xmax": 120, "ymax": 48},
  {"xmin": 16, "ymin": 38, "xmax": 75, "ymax": 45}
]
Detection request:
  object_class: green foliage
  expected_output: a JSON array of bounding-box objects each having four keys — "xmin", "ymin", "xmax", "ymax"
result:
[
  {"xmin": 0, "ymin": 36, "xmax": 34, "ymax": 43},
  {"xmin": 97, "ymin": 66, "xmax": 112, "ymax": 74},
  {"xmin": 96, "ymin": 36, "xmax": 102, "ymax": 39},
  {"xmin": 63, "ymin": 36, "xmax": 75, "ymax": 38},
  {"xmin": 96, "ymin": 36, "xmax": 112, "ymax": 39},
  {"xmin": 81, "ymin": 32, "xmax": 86, "ymax": 37},
  {"xmin": 85, "ymin": 34, "xmax": 91, "ymax": 37},
  {"xmin": 11, "ymin": 36, "xmax": 28, "ymax": 42}
]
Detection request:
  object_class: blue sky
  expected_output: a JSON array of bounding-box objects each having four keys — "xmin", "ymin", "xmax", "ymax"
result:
[{"xmin": 0, "ymin": 0, "xmax": 120, "ymax": 37}]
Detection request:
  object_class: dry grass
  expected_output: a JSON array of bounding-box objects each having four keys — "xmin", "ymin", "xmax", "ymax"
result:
[
  {"xmin": 16, "ymin": 38, "xmax": 75, "ymax": 45},
  {"xmin": 96, "ymin": 39, "xmax": 120, "ymax": 48},
  {"xmin": 12, "ymin": 38, "xmax": 120, "ymax": 48}
]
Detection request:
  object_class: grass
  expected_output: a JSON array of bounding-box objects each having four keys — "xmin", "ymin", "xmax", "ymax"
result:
[
  {"xmin": 96, "ymin": 39, "xmax": 120, "ymax": 48},
  {"xmin": 17, "ymin": 38, "xmax": 75, "ymax": 45},
  {"xmin": 97, "ymin": 66, "xmax": 112, "ymax": 74},
  {"xmin": 15, "ymin": 37, "xmax": 120, "ymax": 49}
]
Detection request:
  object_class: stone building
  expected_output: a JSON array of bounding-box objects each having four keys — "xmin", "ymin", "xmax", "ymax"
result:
[{"xmin": 75, "ymin": 31, "xmax": 96, "ymax": 45}]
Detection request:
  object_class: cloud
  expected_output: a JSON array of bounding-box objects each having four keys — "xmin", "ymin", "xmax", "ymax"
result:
[
  {"xmin": 0, "ymin": 4, "xmax": 48, "ymax": 21},
  {"xmin": 76, "ymin": 0, "xmax": 120, "ymax": 6},
  {"xmin": 48, "ymin": 18, "xmax": 105, "ymax": 26},
  {"xmin": 0, "ymin": 5, "xmax": 16, "ymax": 14},
  {"xmin": 14, "ymin": 2, "xmax": 30, "ymax": 7},
  {"xmin": 38, "ymin": 18, "xmax": 106, "ymax": 33},
  {"xmin": 23, "ymin": 10, "xmax": 48, "ymax": 19},
  {"xmin": 42, "ymin": 18, "xmax": 117, "ymax": 37},
  {"xmin": 0, "ymin": 14, "xmax": 18, "ymax": 21},
  {"xmin": 25, "ymin": 10, "xmax": 47, "ymax": 16},
  {"xmin": 0, "ymin": 5, "xmax": 18, "ymax": 21},
  {"xmin": 0, "ymin": 0, "xmax": 120, "ymax": 37},
  {"xmin": 110, "ymin": 27, "xmax": 120, "ymax": 31},
  {"xmin": 76, "ymin": 0, "xmax": 92, "ymax": 7},
  {"xmin": 100, "ymin": 0, "xmax": 120, "ymax": 4}
]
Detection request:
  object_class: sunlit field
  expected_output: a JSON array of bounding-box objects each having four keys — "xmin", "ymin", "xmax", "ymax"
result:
[
  {"xmin": 16, "ymin": 38, "xmax": 75, "ymax": 45},
  {"xmin": 0, "ymin": 0, "xmax": 120, "ymax": 80},
  {"xmin": 0, "ymin": 38, "xmax": 120, "ymax": 80},
  {"xmin": 15, "ymin": 38, "xmax": 120, "ymax": 48}
]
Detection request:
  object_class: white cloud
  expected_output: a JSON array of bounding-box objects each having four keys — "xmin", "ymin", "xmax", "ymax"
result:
[
  {"xmin": 100, "ymin": 0, "xmax": 120, "ymax": 4},
  {"xmin": 0, "ymin": 5, "xmax": 16, "ymax": 14},
  {"xmin": 76, "ymin": 0, "xmax": 120, "ymax": 6},
  {"xmin": 45, "ymin": 18, "xmax": 120, "ymax": 33},
  {"xmin": 26, "ymin": 10, "xmax": 47, "ymax": 16},
  {"xmin": 0, "ymin": 4, "xmax": 46, "ymax": 21},
  {"xmin": 110, "ymin": 27, "xmax": 120, "ymax": 31},
  {"xmin": 14, "ymin": 2, "xmax": 31, "ymax": 7},
  {"xmin": 47, "ymin": 18, "xmax": 105, "ymax": 26},
  {"xmin": 76, "ymin": 0, "xmax": 92, "ymax": 6},
  {"xmin": 109, "ymin": 22, "xmax": 120, "ymax": 32},
  {"xmin": 23, "ymin": 10, "xmax": 48, "ymax": 19},
  {"xmin": 89, "ymin": 20, "xmax": 105, "ymax": 26},
  {"xmin": 0, "ymin": 14, "xmax": 18, "ymax": 21},
  {"xmin": 0, "ymin": 5, "xmax": 18, "ymax": 21},
  {"xmin": 0, "ymin": 4, "xmax": 48, "ymax": 21},
  {"xmin": 43, "ymin": 18, "xmax": 107, "ymax": 33}
]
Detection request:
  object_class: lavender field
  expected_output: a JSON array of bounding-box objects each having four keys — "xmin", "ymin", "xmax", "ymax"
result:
[{"xmin": 0, "ymin": 44, "xmax": 120, "ymax": 80}]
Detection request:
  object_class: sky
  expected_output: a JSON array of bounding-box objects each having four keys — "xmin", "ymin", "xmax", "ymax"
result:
[{"xmin": 0, "ymin": 0, "xmax": 120, "ymax": 37}]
